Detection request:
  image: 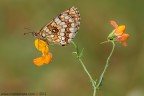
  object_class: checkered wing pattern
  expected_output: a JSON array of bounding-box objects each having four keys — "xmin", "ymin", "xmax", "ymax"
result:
[{"xmin": 38, "ymin": 6, "xmax": 80, "ymax": 46}]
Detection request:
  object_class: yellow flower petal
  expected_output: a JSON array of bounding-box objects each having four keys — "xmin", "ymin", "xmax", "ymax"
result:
[
  {"xmin": 33, "ymin": 39, "xmax": 52, "ymax": 66},
  {"xmin": 35, "ymin": 39, "xmax": 49, "ymax": 53},
  {"xmin": 115, "ymin": 25, "xmax": 126, "ymax": 36},
  {"xmin": 33, "ymin": 56, "xmax": 45, "ymax": 66},
  {"xmin": 118, "ymin": 34, "xmax": 129, "ymax": 42},
  {"xmin": 118, "ymin": 34, "xmax": 129, "ymax": 46},
  {"xmin": 110, "ymin": 20, "xmax": 118, "ymax": 28},
  {"xmin": 33, "ymin": 53, "xmax": 52, "ymax": 66},
  {"xmin": 122, "ymin": 42, "xmax": 127, "ymax": 46},
  {"xmin": 42, "ymin": 46, "xmax": 49, "ymax": 55},
  {"xmin": 44, "ymin": 53, "xmax": 52, "ymax": 64}
]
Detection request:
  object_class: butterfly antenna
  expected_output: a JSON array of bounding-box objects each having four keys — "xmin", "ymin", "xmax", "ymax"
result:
[
  {"xmin": 24, "ymin": 32, "xmax": 34, "ymax": 35},
  {"xmin": 24, "ymin": 27, "xmax": 32, "ymax": 31},
  {"xmin": 24, "ymin": 26, "xmax": 36, "ymax": 35}
]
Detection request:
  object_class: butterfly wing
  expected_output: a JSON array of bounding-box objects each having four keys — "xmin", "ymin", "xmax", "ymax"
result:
[{"xmin": 38, "ymin": 6, "xmax": 80, "ymax": 46}]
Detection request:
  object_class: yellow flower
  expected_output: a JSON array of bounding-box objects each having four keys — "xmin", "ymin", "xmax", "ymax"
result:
[
  {"xmin": 34, "ymin": 39, "xmax": 49, "ymax": 55},
  {"xmin": 110, "ymin": 20, "xmax": 129, "ymax": 46},
  {"xmin": 115, "ymin": 25, "xmax": 126, "ymax": 36},
  {"xmin": 33, "ymin": 53, "xmax": 52, "ymax": 66},
  {"xmin": 118, "ymin": 34, "xmax": 129, "ymax": 46},
  {"xmin": 33, "ymin": 39, "xmax": 52, "ymax": 66}
]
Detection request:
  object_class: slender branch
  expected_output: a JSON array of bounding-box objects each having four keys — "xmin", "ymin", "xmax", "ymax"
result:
[
  {"xmin": 96, "ymin": 41, "xmax": 115, "ymax": 88},
  {"xmin": 78, "ymin": 58, "xmax": 95, "ymax": 87},
  {"xmin": 71, "ymin": 41, "xmax": 115, "ymax": 96},
  {"xmin": 71, "ymin": 41, "xmax": 97, "ymax": 96}
]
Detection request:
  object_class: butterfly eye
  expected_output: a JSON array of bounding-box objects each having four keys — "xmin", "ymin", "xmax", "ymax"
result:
[{"xmin": 34, "ymin": 33, "xmax": 38, "ymax": 36}]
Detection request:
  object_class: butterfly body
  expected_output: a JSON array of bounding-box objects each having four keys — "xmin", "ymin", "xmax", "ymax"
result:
[{"xmin": 36, "ymin": 6, "xmax": 80, "ymax": 46}]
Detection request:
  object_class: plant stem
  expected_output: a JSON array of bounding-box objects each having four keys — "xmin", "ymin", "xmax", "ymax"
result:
[
  {"xmin": 78, "ymin": 59, "xmax": 94, "ymax": 85},
  {"xmin": 78, "ymin": 58, "xmax": 97, "ymax": 96},
  {"xmin": 71, "ymin": 41, "xmax": 115, "ymax": 96},
  {"xmin": 96, "ymin": 41, "xmax": 115, "ymax": 88},
  {"xmin": 71, "ymin": 41, "xmax": 97, "ymax": 96}
]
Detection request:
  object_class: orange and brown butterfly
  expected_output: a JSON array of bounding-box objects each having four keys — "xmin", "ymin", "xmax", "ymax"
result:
[
  {"xmin": 33, "ymin": 6, "xmax": 80, "ymax": 46},
  {"xmin": 25, "ymin": 6, "xmax": 80, "ymax": 66}
]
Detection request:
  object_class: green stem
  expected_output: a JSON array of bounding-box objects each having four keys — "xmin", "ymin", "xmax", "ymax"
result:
[
  {"xmin": 79, "ymin": 58, "xmax": 96, "ymax": 92},
  {"xmin": 71, "ymin": 41, "xmax": 115, "ymax": 96},
  {"xmin": 96, "ymin": 41, "xmax": 115, "ymax": 88},
  {"xmin": 71, "ymin": 41, "xmax": 97, "ymax": 96},
  {"xmin": 78, "ymin": 59, "xmax": 94, "ymax": 84}
]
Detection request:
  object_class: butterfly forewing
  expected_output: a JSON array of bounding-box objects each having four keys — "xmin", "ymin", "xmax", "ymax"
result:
[{"xmin": 38, "ymin": 6, "xmax": 80, "ymax": 46}]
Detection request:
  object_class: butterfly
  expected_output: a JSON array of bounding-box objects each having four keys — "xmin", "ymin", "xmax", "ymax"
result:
[{"xmin": 30, "ymin": 6, "xmax": 80, "ymax": 46}]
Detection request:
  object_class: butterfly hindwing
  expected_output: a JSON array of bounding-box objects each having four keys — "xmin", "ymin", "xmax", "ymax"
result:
[{"xmin": 38, "ymin": 6, "xmax": 80, "ymax": 46}]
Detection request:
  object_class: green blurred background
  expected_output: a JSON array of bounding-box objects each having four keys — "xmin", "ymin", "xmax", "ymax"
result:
[{"xmin": 0, "ymin": 0, "xmax": 143, "ymax": 96}]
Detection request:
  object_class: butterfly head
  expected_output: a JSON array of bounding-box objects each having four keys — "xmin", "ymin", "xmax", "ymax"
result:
[{"xmin": 24, "ymin": 32, "xmax": 47, "ymax": 41}]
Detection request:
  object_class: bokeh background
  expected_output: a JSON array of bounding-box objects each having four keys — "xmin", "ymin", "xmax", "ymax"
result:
[{"xmin": 0, "ymin": 0, "xmax": 144, "ymax": 96}]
